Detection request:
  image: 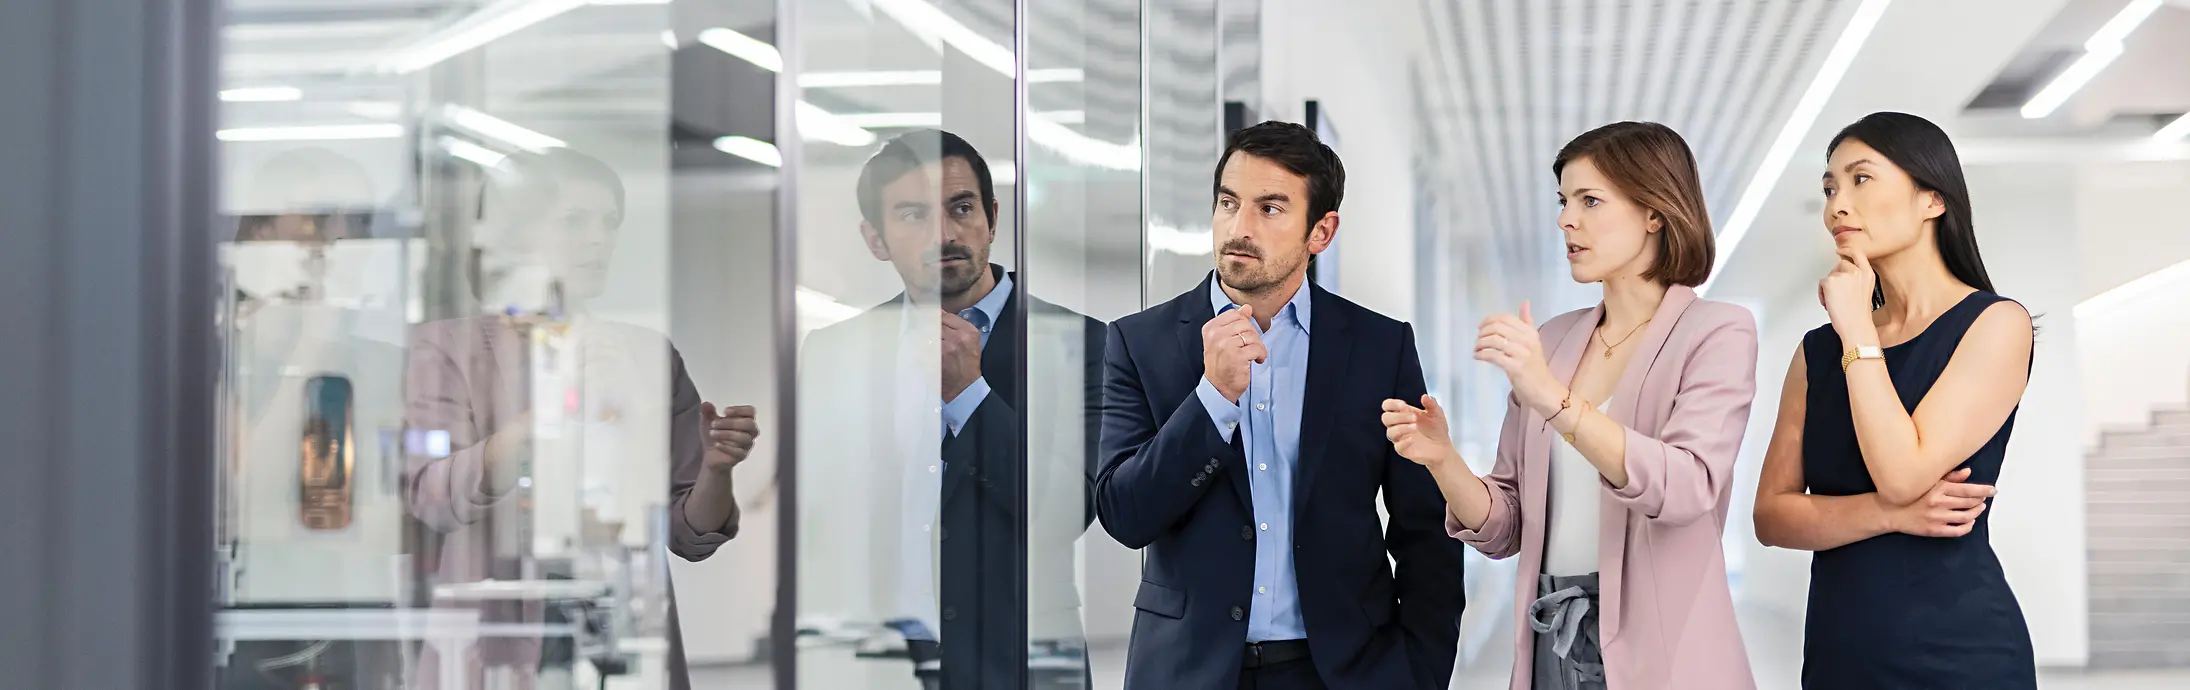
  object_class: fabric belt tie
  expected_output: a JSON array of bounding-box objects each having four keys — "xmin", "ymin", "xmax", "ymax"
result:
[{"xmin": 1528, "ymin": 573, "xmax": 1605, "ymax": 684}]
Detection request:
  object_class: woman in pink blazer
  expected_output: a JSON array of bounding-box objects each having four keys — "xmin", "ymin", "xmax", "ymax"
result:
[{"xmin": 1384, "ymin": 122, "xmax": 1758, "ymax": 690}]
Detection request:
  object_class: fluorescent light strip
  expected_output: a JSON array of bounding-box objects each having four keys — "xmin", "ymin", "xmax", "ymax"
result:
[
  {"xmin": 439, "ymin": 136, "xmax": 509, "ymax": 167},
  {"xmin": 2157, "ymin": 112, "xmax": 2190, "ymax": 141},
  {"xmin": 589, "ymin": 0, "xmax": 670, "ymax": 5},
  {"xmin": 217, "ymin": 124, "xmax": 405, "ymax": 142},
  {"xmin": 2022, "ymin": 0, "xmax": 2161, "ymax": 119},
  {"xmin": 697, "ymin": 27, "xmax": 782, "ymax": 72},
  {"xmin": 2075, "ymin": 255, "xmax": 2190, "ymax": 321},
  {"xmin": 443, "ymin": 105, "xmax": 566, "ymax": 151},
  {"xmin": 1147, "ymin": 220, "xmax": 1213, "ymax": 256},
  {"xmin": 870, "ymin": 0, "xmax": 1014, "ymax": 74},
  {"xmin": 221, "ymin": 86, "xmax": 302, "ymax": 102},
  {"xmin": 795, "ymin": 102, "xmax": 878, "ymax": 147},
  {"xmin": 2020, "ymin": 46, "xmax": 2124, "ymax": 119},
  {"xmin": 835, "ymin": 110, "xmax": 1083, "ymax": 129},
  {"xmin": 713, "ymin": 136, "xmax": 783, "ymax": 167},
  {"xmin": 837, "ymin": 112, "xmax": 945, "ymax": 129},
  {"xmin": 375, "ymin": 0, "xmax": 588, "ymax": 74},
  {"xmin": 797, "ymin": 68, "xmax": 1084, "ymax": 88},
  {"xmin": 1699, "ymin": 0, "xmax": 1891, "ymax": 297}
]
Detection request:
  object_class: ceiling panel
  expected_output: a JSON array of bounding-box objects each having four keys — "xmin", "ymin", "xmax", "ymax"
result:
[{"xmin": 1426, "ymin": 0, "xmax": 1852, "ymax": 246}]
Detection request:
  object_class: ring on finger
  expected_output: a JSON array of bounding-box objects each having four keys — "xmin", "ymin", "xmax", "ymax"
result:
[{"xmin": 1236, "ymin": 333, "xmax": 1248, "ymax": 348}]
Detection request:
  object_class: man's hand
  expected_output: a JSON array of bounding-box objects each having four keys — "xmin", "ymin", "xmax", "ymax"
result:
[
  {"xmin": 700, "ymin": 403, "xmax": 759, "ymax": 473},
  {"xmin": 940, "ymin": 310, "xmax": 983, "ymax": 402},
  {"xmin": 1200, "ymin": 305, "xmax": 1266, "ymax": 403},
  {"xmin": 1886, "ymin": 467, "xmax": 1994, "ymax": 537}
]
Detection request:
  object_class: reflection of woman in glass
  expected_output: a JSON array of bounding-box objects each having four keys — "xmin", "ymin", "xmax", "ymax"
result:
[
  {"xmin": 1383, "ymin": 122, "xmax": 1758, "ymax": 689},
  {"xmin": 404, "ymin": 148, "xmax": 752, "ymax": 690},
  {"xmin": 1753, "ymin": 112, "xmax": 2035, "ymax": 688}
]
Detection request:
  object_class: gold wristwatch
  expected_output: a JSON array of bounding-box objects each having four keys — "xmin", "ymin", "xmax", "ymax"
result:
[{"xmin": 1841, "ymin": 344, "xmax": 1884, "ymax": 372}]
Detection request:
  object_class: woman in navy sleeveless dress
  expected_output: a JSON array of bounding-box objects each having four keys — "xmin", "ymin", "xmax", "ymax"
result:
[{"xmin": 1752, "ymin": 112, "xmax": 2037, "ymax": 689}]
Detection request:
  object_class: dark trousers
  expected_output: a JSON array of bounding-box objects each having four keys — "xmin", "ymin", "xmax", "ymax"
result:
[{"xmin": 1235, "ymin": 657, "xmax": 1325, "ymax": 690}]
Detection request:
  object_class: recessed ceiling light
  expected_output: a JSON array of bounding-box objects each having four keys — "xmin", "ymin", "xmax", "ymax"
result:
[{"xmin": 220, "ymin": 87, "xmax": 302, "ymax": 102}]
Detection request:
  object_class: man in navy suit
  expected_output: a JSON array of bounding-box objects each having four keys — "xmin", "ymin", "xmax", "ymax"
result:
[{"xmin": 1095, "ymin": 121, "xmax": 1466, "ymax": 690}]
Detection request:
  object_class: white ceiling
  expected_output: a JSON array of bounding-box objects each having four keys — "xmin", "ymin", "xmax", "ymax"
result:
[
  {"xmin": 1420, "ymin": 0, "xmax": 1861, "ymax": 266},
  {"xmin": 1700, "ymin": 0, "xmax": 2190, "ymax": 307}
]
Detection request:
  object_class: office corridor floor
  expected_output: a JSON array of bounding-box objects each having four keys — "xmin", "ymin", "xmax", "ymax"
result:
[{"xmin": 687, "ymin": 602, "xmax": 2190, "ymax": 688}]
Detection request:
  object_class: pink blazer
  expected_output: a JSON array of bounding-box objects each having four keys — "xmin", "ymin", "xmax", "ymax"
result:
[{"xmin": 1449, "ymin": 285, "xmax": 1759, "ymax": 690}]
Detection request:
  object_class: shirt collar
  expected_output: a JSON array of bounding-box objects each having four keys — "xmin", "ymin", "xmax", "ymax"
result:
[
  {"xmin": 963, "ymin": 271, "xmax": 1012, "ymax": 331},
  {"xmin": 900, "ymin": 266, "xmax": 1012, "ymax": 333},
  {"xmin": 1206, "ymin": 271, "xmax": 1313, "ymax": 334}
]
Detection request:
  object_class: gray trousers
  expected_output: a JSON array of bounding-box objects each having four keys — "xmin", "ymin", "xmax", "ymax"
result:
[{"xmin": 1529, "ymin": 572, "xmax": 1605, "ymax": 690}]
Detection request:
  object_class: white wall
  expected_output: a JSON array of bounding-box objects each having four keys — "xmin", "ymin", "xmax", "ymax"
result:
[
  {"xmin": 1257, "ymin": 0, "xmax": 1431, "ymax": 321},
  {"xmin": 2071, "ymin": 161, "xmax": 2190, "ymax": 444},
  {"xmin": 1967, "ymin": 163, "xmax": 2090, "ymax": 666}
]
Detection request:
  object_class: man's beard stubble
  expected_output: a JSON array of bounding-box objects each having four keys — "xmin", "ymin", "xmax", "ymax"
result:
[
  {"xmin": 930, "ymin": 241, "xmax": 987, "ymax": 300},
  {"xmin": 1215, "ymin": 237, "xmax": 1299, "ymax": 295}
]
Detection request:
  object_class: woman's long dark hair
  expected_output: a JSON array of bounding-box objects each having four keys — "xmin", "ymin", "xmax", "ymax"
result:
[{"xmin": 1827, "ymin": 112, "xmax": 1995, "ymax": 309}]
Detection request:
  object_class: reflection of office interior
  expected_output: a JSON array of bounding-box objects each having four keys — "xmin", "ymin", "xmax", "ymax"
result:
[{"xmin": 213, "ymin": 140, "xmax": 679, "ymax": 689}]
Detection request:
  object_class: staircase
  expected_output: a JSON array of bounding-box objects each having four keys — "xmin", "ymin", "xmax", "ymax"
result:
[{"xmin": 2087, "ymin": 407, "xmax": 2190, "ymax": 668}]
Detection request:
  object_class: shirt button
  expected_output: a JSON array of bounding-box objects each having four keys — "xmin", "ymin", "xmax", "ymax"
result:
[
  {"xmin": 1258, "ymin": 463, "xmax": 1267, "ymax": 471},
  {"xmin": 1230, "ymin": 606, "xmax": 1244, "ymax": 621},
  {"xmin": 1259, "ymin": 523, "xmax": 1268, "ymax": 530},
  {"xmin": 1258, "ymin": 586, "xmax": 1267, "ymax": 594},
  {"xmin": 923, "ymin": 524, "xmax": 931, "ymax": 533},
  {"xmin": 1255, "ymin": 402, "xmax": 1266, "ymax": 411},
  {"xmin": 929, "ymin": 465, "xmax": 938, "ymax": 473}
]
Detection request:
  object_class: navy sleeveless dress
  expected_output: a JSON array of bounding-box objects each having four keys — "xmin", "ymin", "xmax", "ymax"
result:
[{"xmin": 1798, "ymin": 291, "xmax": 2036, "ymax": 689}]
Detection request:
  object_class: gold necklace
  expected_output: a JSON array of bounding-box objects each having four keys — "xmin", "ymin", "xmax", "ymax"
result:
[{"xmin": 1594, "ymin": 317, "xmax": 1652, "ymax": 359}]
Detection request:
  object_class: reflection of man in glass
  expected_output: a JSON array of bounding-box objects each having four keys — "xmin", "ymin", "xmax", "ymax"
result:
[
  {"xmin": 796, "ymin": 130, "xmax": 1102, "ymax": 689},
  {"xmin": 403, "ymin": 148, "xmax": 751, "ymax": 690}
]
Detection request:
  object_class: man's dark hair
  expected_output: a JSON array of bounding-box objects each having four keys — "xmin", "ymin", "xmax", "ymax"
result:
[
  {"xmin": 1211, "ymin": 121, "xmax": 1346, "ymax": 230},
  {"xmin": 856, "ymin": 129, "xmax": 997, "ymax": 228}
]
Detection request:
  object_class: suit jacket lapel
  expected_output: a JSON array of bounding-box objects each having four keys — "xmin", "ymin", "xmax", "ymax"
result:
[
  {"xmin": 1293, "ymin": 284, "xmax": 1351, "ymax": 511},
  {"xmin": 1176, "ymin": 273, "xmax": 1254, "ymax": 510},
  {"xmin": 1596, "ymin": 284, "xmax": 1698, "ymax": 644},
  {"xmin": 1608, "ymin": 285, "xmax": 1697, "ymax": 429}
]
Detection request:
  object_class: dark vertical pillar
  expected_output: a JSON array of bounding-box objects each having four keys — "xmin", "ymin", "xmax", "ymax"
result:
[{"xmin": 0, "ymin": 1, "xmax": 220, "ymax": 689}]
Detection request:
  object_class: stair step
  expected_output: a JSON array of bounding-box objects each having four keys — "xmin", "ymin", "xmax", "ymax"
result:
[{"xmin": 2098, "ymin": 430, "xmax": 2190, "ymax": 449}]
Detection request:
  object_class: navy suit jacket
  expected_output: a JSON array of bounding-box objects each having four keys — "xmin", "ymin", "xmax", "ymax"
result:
[
  {"xmin": 1095, "ymin": 275, "xmax": 1466, "ymax": 690},
  {"xmin": 792, "ymin": 268, "xmax": 1103, "ymax": 690}
]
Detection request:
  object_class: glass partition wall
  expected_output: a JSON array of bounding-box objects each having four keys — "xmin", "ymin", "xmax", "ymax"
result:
[
  {"xmin": 212, "ymin": 0, "xmax": 1172, "ymax": 687},
  {"xmin": 212, "ymin": 0, "xmax": 779, "ymax": 688}
]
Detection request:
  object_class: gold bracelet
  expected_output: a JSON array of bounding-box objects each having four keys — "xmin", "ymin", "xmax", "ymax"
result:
[{"xmin": 1555, "ymin": 393, "xmax": 1589, "ymax": 444}]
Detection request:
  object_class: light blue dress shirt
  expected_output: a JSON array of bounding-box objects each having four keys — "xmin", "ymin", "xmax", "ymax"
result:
[
  {"xmin": 940, "ymin": 272, "xmax": 1012, "ymax": 437},
  {"xmin": 1193, "ymin": 274, "xmax": 1311, "ymax": 642}
]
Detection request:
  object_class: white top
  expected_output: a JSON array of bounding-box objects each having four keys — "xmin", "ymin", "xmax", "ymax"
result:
[{"xmin": 1542, "ymin": 396, "xmax": 1612, "ymax": 577}]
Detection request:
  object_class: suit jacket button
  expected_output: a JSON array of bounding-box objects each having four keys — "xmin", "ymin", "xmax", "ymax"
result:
[
  {"xmin": 1230, "ymin": 606, "xmax": 1244, "ymax": 621},
  {"xmin": 1191, "ymin": 476, "xmax": 1204, "ymax": 486},
  {"xmin": 938, "ymin": 527, "xmax": 948, "ymax": 541},
  {"xmin": 942, "ymin": 607, "xmax": 957, "ymax": 621},
  {"xmin": 1240, "ymin": 526, "xmax": 1253, "ymax": 540}
]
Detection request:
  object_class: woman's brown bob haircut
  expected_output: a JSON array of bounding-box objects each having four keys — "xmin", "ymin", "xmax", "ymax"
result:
[{"xmin": 1552, "ymin": 121, "xmax": 1715, "ymax": 287}]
